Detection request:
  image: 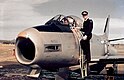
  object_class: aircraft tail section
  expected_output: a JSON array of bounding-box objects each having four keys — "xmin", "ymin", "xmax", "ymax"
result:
[{"xmin": 103, "ymin": 15, "xmax": 110, "ymax": 39}]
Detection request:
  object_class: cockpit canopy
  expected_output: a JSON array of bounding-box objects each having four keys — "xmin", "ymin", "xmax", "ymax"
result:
[
  {"xmin": 34, "ymin": 15, "xmax": 83, "ymax": 32},
  {"xmin": 45, "ymin": 14, "xmax": 83, "ymax": 27}
]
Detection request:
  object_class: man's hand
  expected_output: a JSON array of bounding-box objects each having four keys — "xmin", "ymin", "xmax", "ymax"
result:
[
  {"xmin": 75, "ymin": 27, "xmax": 81, "ymax": 30},
  {"xmin": 82, "ymin": 35, "xmax": 87, "ymax": 40}
]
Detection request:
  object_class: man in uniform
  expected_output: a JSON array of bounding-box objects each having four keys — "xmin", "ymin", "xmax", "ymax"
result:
[{"xmin": 80, "ymin": 11, "xmax": 93, "ymax": 61}]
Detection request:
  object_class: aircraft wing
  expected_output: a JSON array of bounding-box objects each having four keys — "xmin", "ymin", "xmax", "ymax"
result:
[{"xmin": 100, "ymin": 55, "xmax": 124, "ymax": 64}]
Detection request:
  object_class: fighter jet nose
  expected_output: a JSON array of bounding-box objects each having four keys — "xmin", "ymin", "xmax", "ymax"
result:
[
  {"xmin": 16, "ymin": 36, "xmax": 36, "ymax": 64},
  {"xmin": 18, "ymin": 31, "xmax": 28, "ymax": 38}
]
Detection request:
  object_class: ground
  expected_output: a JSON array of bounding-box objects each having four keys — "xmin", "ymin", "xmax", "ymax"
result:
[
  {"xmin": 0, "ymin": 44, "xmax": 124, "ymax": 80},
  {"xmin": 0, "ymin": 44, "xmax": 57, "ymax": 80},
  {"xmin": 0, "ymin": 44, "xmax": 39, "ymax": 80}
]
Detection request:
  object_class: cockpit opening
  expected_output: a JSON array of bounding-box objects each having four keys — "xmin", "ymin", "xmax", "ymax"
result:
[{"xmin": 45, "ymin": 14, "xmax": 83, "ymax": 27}]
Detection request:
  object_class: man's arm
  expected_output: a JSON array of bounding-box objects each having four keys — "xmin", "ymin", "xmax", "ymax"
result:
[{"xmin": 85, "ymin": 19, "xmax": 93, "ymax": 35}]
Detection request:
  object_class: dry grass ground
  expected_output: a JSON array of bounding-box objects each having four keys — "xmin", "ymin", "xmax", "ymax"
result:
[
  {"xmin": 0, "ymin": 44, "xmax": 34, "ymax": 80},
  {"xmin": 0, "ymin": 44, "xmax": 16, "ymax": 64},
  {"xmin": 0, "ymin": 43, "xmax": 124, "ymax": 80},
  {"xmin": 0, "ymin": 44, "xmax": 52, "ymax": 80}
]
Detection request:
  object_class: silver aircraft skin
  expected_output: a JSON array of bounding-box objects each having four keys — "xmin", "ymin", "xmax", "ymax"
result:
[{"xmin": 15, "ymin": 14, "xmax": 124, "ymax": 79}]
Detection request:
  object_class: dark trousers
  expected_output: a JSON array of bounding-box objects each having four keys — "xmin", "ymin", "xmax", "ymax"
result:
[{"xmin": 80, "ymin": 39, "xmax": 91, "ymax": 61}]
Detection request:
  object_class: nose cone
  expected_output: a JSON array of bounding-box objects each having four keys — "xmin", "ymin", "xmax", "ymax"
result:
[
  {"xmin": 15, "ymin": 28, "xmax": 42, "ymax": 65},
  {"xmin": 18, "ymin": 31, "xmax": 28, "ymax": 38}
]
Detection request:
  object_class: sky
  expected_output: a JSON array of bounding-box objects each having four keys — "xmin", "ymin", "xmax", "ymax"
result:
[{"xmin": 0, "ymin": 0, "xmax": 124, "ymax": 43}]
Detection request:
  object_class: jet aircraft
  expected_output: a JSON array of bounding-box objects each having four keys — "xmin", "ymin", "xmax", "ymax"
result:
[{"xmin": 15, "ymin": 14, "xmax": 124, "ymax": 79}]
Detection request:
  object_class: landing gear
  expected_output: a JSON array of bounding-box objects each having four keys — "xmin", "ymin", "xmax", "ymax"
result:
[
  {"xmin": 55, "ymin": 68, "xmax": 69, "ymax": 80},
  {"xmin": 106, "ymin": 62, "xmax": 118, "ymax": 76},
  {"xmin": 106, "ymin": 67, "xmax": 115, "ymax": 80},
  {"xmin": 27, "ymin": 67, "xmax": 42, "ymax": 78}
]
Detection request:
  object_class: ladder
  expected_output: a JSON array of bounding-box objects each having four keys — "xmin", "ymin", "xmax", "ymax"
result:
[{"xmin": 71, "ymin": 27, "xmax": 89, "ymax": 78}]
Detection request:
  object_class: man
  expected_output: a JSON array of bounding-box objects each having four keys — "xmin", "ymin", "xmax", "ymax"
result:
[
  {"xmin": 61, "ymin": 17, "xmax": 69, "ymax": 25},
  {"xmin": 80, "ymin": 11, "xmax": 93, "ymax": 61}
]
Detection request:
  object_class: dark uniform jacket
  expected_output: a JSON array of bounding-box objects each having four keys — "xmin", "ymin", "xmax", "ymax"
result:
[{"xmin": 80, "ymin": 18, "xmax": 93, "ymax": 40}]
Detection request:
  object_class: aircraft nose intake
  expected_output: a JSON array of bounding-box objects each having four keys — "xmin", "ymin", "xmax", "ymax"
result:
[{"xmin": 16, "ymin": 37, "xmax": 35, "ymax": 62}]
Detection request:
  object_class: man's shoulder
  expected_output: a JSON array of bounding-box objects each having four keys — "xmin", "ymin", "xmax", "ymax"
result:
[{"xmin": 88, "ymin": 19, "xmax": 93, "ymax": 23}]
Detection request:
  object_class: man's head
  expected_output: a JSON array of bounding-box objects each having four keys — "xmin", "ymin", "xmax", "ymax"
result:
[
  {"xmin": 81, "ymin": 11, "xmax": 89, "ymax": 20},
  {"xmin": 62, "ymin": 18, "xmax": 69, "ymax": 25}
]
